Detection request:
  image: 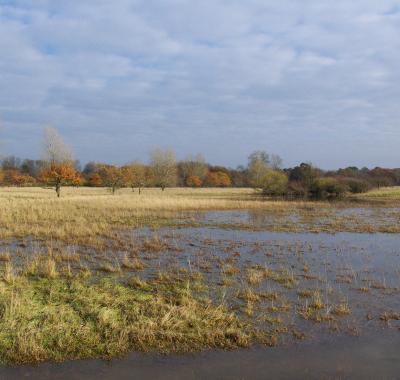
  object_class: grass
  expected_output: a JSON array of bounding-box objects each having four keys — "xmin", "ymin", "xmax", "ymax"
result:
[
  {"xmin": 0, "ymin": 187, "xmax": 296, "ymax": 244},
  {"xmin": 0, "ymin": 186, "xmax": 398, "ymax": 365},
  {"xmin": 0, "ymin": 187, "xmax": 400, "ymax": 245},
  {"xmin": 0, "ymin": 273, "xmax": 252, "ymax": 365},
  {"xmin": 355, "ymin": 186, "xmax": 400, "ymax": 201}
]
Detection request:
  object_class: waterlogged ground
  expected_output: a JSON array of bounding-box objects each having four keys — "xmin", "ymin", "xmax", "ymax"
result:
[
  {"xmin": 1, "ymin": 209, "xmax": 400, "ymax": 379},
  {"xmin": 190, "ymin": 207, "xmax": 400, "ymax": 233},
  {"xmin": 3, "ymin": 332, "xmax": 400, "ymax": 379}
]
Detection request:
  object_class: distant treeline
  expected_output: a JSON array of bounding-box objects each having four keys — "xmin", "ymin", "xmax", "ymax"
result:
[
  {"xmin": 0, "ymin": 127, "xmax": 398, "ymax": 199},
  {"xmin": 1, "ymin": 152, "xmax": 399, "ymax": 199}
]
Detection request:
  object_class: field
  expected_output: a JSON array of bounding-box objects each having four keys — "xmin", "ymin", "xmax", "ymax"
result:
[{"xmin": 0, "ymin": 187, "xmax": 399, "ymax": 367}]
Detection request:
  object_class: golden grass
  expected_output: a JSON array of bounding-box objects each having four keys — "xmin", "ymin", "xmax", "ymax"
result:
[
  {"xmin": 0, "ymin": 187, "xmax": 330, "ymax": 243},
  {"xmin": 1, "ymin": 186, "xmax": 400, "ymax": 244},
  {"xmin": 355, "ymin": 186, "xmax": 400, "ymax": 201}
]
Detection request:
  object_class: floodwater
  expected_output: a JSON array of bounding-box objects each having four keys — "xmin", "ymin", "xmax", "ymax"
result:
[
  {"xmin": 1, "ymin": 210, "xmax": 400, "ymax": 379},
  {"xmin": 2, "ymin": 331, "xmax": 399, "ymax": 379}
]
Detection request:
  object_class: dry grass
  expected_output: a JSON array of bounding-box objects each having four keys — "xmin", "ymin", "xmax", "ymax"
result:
[
  {"xmin": 1, "ymin": 187, "xmax": 399, "ymax": 245},
  {"xmin": 0, "ymin": 187, "xmax": 325, "ymax": 243},
  {"xmin": 355, "ymin": 186, "xmax": 400, "ymax": 201}
]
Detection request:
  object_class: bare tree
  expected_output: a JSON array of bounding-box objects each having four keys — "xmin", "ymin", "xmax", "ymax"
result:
[
  {"xmin": 149, "ymin": 148, "xmax": 177, "ymax": 191},
  {"xmin": 271, "ymin": 154, "xmax": 283, "ymax": 170},
  {"xmin": 179, "ymin": 154, "xmax": 208, "ymax": 186},
  {"xmin": 43, "ymin": 127, "xmax": 74, "ymax": 164}
]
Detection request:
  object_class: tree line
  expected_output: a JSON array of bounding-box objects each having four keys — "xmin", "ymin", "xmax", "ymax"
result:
[{"xmin": 1, "ymin": 128, "xmax": 399, "ymax": 198}]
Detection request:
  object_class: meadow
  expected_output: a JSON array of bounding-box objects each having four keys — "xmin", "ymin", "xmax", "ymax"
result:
[{"xmin": 0, "ymin": 186, "xmax": 399, "ymax": 365}]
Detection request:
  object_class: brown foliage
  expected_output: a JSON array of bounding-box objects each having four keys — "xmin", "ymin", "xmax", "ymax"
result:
[
  {"xmin": 121, "ymin": 163, "xmax": 147, "ymax": 192},
  {"xmin": 2, "ymin": 170, "xmax": 36, "ymax": 186},
  {"xmin": 87, "ymin": 173, "xmax": 102, "ymax": 187},
  {"xmin": 186, "ymin": 175, "xmax": 202, "ymax": 187},
  {"xmin": 97, "ymin": 165, "xmax": 125, "ymax": 194},
  {"xmin": 204, "ymin": 171, "xmax": 231, "ymax": 187},
  {"xmin": 39, "ymin": 163, "xmax": 80, "ymax": 197}
]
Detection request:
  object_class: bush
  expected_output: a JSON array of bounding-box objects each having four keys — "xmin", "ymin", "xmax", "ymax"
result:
[
  {"xmin": 261, "ymin": 170, "xmax": 288, "ymax": 196},
  {"xmin": 311, "ymin": 177, "xmax": 348, "ymax": 199},
  {"xmin": 342, "ymin": 178, "xmax": 370, "ymax": 194},
  {"xmin": 286, "ymin": 181, "xmax": 307, "ymax": 198}
]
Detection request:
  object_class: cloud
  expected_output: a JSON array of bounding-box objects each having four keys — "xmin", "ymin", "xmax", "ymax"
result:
[{"xmin": 0, "ymin": 0, "xmax": 400, "ymax": 168}]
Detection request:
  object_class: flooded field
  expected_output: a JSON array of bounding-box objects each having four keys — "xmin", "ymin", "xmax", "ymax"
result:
[
  {"xmin": 0, "ymin": 208, "xmax": 399, "ymax": 378},
  {"xmin": 3, "ymin": 331, "xmax": 400, "ymax": 379}
]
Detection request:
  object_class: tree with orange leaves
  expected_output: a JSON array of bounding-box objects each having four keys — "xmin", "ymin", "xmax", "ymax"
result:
[
  {"xmin": 204, "ymin": 171, "xmax": 231, "ymax": 187},
  {"xmin": 2, "ymin": 169, "xmax": 35, "ymax": 186},
  {"xmin": 97, "ymin": 164, "xmax": 125, "ymax": 194},
  {"xmin": 186, "ymin": 175, "xmax": 202, "ymax": 187},
  {"xmin": 40, "ymin": 163, "xmax": 80, "ymax": 197},
  {"xmin": 88, "ymin": 173, "xmax": 103, "ymax": 187},
  {"xmin": 40, "ymin": 127, "xmax": 79, "ymax": 197}
]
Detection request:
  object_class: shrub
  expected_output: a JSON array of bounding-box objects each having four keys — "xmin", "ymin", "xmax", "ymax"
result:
[
  {"xmin": 261, "ymin": 170, "xmax": 288, "ymax": 196},
  {"xmin": 286, "ymin": 181, "xmax": 307, "ymax": 198},
  {"xmin": 342, "ymin": 178, "xmax": 370, "ymax": 194},
  {"xmin": 311, "ymin": 177, "xmax": 348, "ymax": 199}
]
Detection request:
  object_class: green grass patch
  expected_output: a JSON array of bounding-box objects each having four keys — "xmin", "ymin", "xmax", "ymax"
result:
[{"xmin": 0, "ymin": 275, "xmax": 251, "ymax": 365}]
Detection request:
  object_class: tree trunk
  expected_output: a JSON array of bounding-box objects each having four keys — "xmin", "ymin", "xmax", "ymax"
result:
[
  {"xmin": 138, "ymin": 187, "xmax": 141, "ymax": 195},
  {"xmin": 56, "ymin": 183, "xmax": 61, "ymax": 198},
  {"xmin": 161, "ymin": 186, "xmax": 165, "ymax": 191}
]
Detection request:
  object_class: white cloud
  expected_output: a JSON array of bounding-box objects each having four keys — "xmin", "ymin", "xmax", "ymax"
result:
[{"xmin": 0, "ymin": 1, "xmax": 400, "ymax": 168}]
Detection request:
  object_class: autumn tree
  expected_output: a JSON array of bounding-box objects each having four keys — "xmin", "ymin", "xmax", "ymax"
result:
[
  {"xmin": 88, "ymin": 173, "xmax": 103, "ymax": 187},
  {"xmin": 186, "ymin": 175, "xmax": 202, "ymax": 187},
  {"xmin": 2, "ymin": 169, "xmax": 35, "ymax": 186},
  {"xmin": 204, "ymin": 171, "xmax": 231, "ymax": 187},
  {"xmin": 97, "ymin": 165, "xmax": 125, "ymax": 194},
  {"xmin": 149, "ymin": 148, "xmax": 177, "ymax": 191},
  {"xmin": 122, "ymin": 161, "xmax": 147, "ymax": 194},
  {"xmin": 40, "ymin": 127, "xmax": 79, "ymax": 197}
]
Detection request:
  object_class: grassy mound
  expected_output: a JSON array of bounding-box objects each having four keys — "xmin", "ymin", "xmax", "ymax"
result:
[{"xmin": 0, "ymin": 275, "xmax": 250, "ymax": 364}]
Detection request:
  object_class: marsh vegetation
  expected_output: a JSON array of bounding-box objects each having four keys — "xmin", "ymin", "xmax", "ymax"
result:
[{"xmin": 0, "ymin": 187, "xmax": 399, "ymax": 367}]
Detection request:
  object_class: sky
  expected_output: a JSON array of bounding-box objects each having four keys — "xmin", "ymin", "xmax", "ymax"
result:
[{"xmin": 1, "ymin": 1, "xmax": 400, "ymax": 169}]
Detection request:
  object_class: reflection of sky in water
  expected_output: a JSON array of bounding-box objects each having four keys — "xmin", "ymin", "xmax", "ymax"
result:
[{"xmin": 191, "ymin": 208, "xmax": 400, "ymax": 230}]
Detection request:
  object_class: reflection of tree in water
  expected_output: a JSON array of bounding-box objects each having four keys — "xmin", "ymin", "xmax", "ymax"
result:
[
  {"xmin": 247, "ymin": 210, "xmax": 274, "ymax": 226},
  {"xmin": 247, "ymin": 210, "xmax": 301, "ymax": 228}
]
